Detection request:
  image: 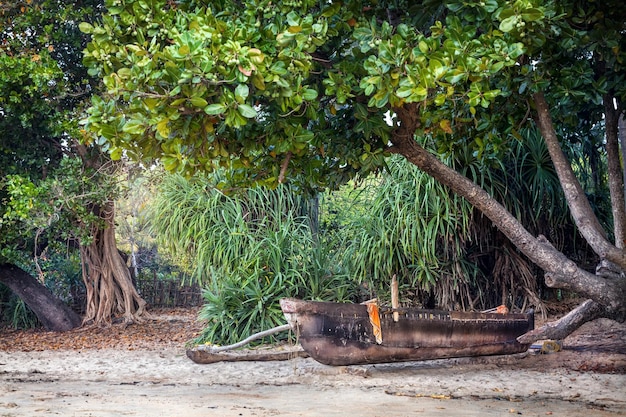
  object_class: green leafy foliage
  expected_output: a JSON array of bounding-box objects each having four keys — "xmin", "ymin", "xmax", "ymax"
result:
[
  {"xmin": 81, "ymin": 0, "xmax": 626, "ymax": 198},
  {"xmin": 150, "ymin": 174, "xmax": 357, "ymax": 344},
  {"xmin": 341, "ymin": 154, "xmax": 477, "ymax": 309},
  {"xmin": 0, "ymin": 0, "xmax": 101, "ymax": 173},
  {"xmin": 0, "ymin": 157, "xmax": 120, "ymax": 265},
  {"xmin": 1, "ymin": 295, "xmax": 40, "ymax": 330},
  {"xmin": 80, "ymin": 0, "xmax": 553, "ymax": 189},
  {"xmin": 0, "ymin": 0, "xmax": 109, "ymax": 266}
]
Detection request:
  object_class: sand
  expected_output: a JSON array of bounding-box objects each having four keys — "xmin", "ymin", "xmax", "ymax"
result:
[{"xmin": 1, "ymin": 314, "xmax": 625, "ymax": 416}]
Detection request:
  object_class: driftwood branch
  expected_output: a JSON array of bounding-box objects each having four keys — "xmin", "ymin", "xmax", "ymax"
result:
[
  {"xmin": 517, "ymin": 299, "xmax": 603, "ymax": 344},
  {"xmin": 196, "ymin": 324, "xmax": 292, "ymax": 353},
  {"xmin": 186, "ymin": 324, "xmax": 308, "ymax": 364},
  {"xmin": 187, "ymin": 344, "xmax": 308, "ymax": 364}
]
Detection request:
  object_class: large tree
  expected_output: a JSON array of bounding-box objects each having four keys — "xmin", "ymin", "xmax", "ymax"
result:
[
  {"xmin": 0, "ymin": 0, "xmax": 146, "ymax": 328},
  {"xmin": 81, "ymin": 0, "xmax": 626, "ymax": 340}
]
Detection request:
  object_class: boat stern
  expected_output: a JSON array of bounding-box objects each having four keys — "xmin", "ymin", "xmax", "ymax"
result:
[{"xmin": 279, "ymin": 298, "xmax": 300, "ymax": 329}]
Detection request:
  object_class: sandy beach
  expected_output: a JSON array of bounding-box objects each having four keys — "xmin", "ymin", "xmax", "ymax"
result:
[{"xmin": 1, "ymin": 310, "xmax": 625, "ymax": 416}]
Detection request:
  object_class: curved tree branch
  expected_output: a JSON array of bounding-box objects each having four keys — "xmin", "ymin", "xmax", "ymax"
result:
[
  {"xmin": 533, "ymin": 92, "xmax": 626, "ymax": 270},
  {"xmin": 517, "ymin": 299, "xmax": 603, "ymax": 344},
  {"xmin": 390, "ymin": 104, "xmax": 626, "ymax": 319},
  {"xmin": 0, "ymin": 264, "xmax": 81, "ymax": 331}
]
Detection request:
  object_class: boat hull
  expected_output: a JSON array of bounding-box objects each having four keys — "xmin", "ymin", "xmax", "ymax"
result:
[{"xmin": 280, "ymin": 298, "xmax": 534, "ymax": 366}]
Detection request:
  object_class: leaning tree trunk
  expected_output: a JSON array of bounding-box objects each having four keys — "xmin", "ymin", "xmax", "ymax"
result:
[
  {"xmin": 603, "ymin": 94, "xmax": 626, "ymax": 249},
  {"xmin": 0, "ymin": 263, "xmax": 81, "ymax": 331},
  {"xmin": 80, "ymin": 201, "xmax": 147, "ymax": 325},
  {"xmin": 388, "ymin": 101, "xmax": 626, "ymax": 343}
]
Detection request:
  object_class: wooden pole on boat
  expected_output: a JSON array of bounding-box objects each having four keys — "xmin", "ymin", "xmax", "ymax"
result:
[{"xmin": 391, "ymin": 274, "xmax": 399, "ymax": 322}]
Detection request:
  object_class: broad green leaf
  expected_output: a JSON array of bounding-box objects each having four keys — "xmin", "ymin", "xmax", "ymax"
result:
[
  {"xmin": 276, "ymin": 32, "xmax": 295, "ymax": 46},
  {"xmin": 100, "ymin": 125, "xmax": 118, "ymax": 139},
  {"xmin": 321, "ymin": 2, "xmax": 341, "ymax": 17},
  {"xmin": 190, "ymin": 97, "xmax": 208, "ymax": 108},
  {"xmin": 483, "ymin": 0, "xmax": 499, "ymax": 13},
  {"xmin": 483, "ymin": 89, "xmax": 501, "ymax": 101},
  {"xmin": 445, "ymin": 70, "xmax": 466, "ymax": 84},
  {"xmin": 126, "ymin": 44, "xmax": 142, "ymax": 53},
  {"xmin": 170, "ymin": 98, "xmax": 186, "ymax": 107},
  {"xmin": 468, "ymin": 92, "xmax": 480, "ymax": 107},
  {"xmin": 117, "ymin": 68, "xmax": 131, "ymax": 79},
  {"xmin": 162, "ymin": 156, "xmax": 179, "ymax": 171},
  {"xmin": 169, "ymin": 86, "xmax": 182, "ymax": 96},
  {"xmin": 107, "ymin": 6, "xmax": 123, "ymax": 15},
  {"xmin": 143, "ymin": 98, "xmax": 161, "ymax": 110},
  {"xmin": 78, "ymin": 22, "xmax": 93, "ymax": 33},
  {"xmin": 122, "ymin": 119, "xmax": 144, "ymax": 135},
  {"xmin": 286, "ymin": 11, "xmax": 300, "ymax": 26},
  {"xmin": 270, "ymin": 61, "xmax": 288, "ymax": 76},
  {"xmin": 396, "ymin": 24, "xmax": 410, "ymax": 39},
  {"xmin": 414, "ymin": 87, "xmax": 428, "ymax": 100},
  {"xmin": 499, "ymin": 16, "xmax": 518, "ymax": 33},
  {"xmin": 302, "ymin": 88, "xmax": 318, "ymax": 101},
  {"xmin": 251, "ymin": 74, "xmax": 266, "ymax": 90},
  {"xmin": 248, "ymin": 48, "xmax": 265, "ymax": 64},
  {"xmin": 418, "ymin": 41, "xmax": 429, "ymax": 54},
  {"xmin": 237, "ymin": 104, "xmax": 257, "ymax": 118},
  {"xmin": 353, "ymin": 27, "xmax": 372, "ymax": 41},
  {"xmin": 156, "ymin": 119, "xmax": 170, "ymax": 138},
  {"xmin": 396, "ymin": 86, "xmax": 413, "ymax": 98},
  {"xmin": 204, "ymin": 103, "xmax": 227, "ymax": 115},
  {"xmin": 522, "ymin": 8, "xmax": 544, "ymax": 22},
  {"xmin": 294, "ymin": 130, "xmax": 314, "ymax": 142},
  {"xmin": 109, "ymin": 147, "xmax": 123, "ymax": 160},
  {"xmin": 235, "ymin": 84, "xmax": 250, "ymax": 101}
]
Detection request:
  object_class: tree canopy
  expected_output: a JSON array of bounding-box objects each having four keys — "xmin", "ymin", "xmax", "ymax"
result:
[
  {"xmin": 80, "ymin": 0, "xmax": 625, "ymax": 184},
  {"xmin": 81, "ymin": 0, "xmax": 626, "ymax": 339},
  {"xmin": 1, "ymin": 0, "xmax": 102, "ymax": 259},
  {"xmin": 1, "ymin": 0, "xmax": 147, "ymax": 328}
]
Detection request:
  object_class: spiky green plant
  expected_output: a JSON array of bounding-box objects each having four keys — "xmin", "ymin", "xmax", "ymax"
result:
[
  {"xmin": 338, "ymin": 128, "xmax": 585, "ymax": 314},
  {"xmin": 341, "ymin": 154, "xmax": 477, "ymax": 310},
  {"xmin": 150, "ymin": 174, "xmax": 357, "ymax": 345},
  {"xmin": 0, "ymin": 288, "xmax": 40, "ymax": 330}
]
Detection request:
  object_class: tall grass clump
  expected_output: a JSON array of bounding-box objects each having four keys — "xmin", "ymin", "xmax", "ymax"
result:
[
  {"xmin": 339, "ymin": 128, "xmax": 574, "ymax": 314},
  {"xmin": 341, "ymin": 155, "xmax": 479, "ymax": 310},
  {"xmin": 149, "ymin": 174, "xmax": 357, "ymax": 345}
]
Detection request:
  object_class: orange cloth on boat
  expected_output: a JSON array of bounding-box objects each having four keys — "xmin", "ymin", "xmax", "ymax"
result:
[
  {"xmin": 366, "ymin": 302, "xmax": 383, "ymax": 344},
  {"xmin": 496, "ymin": 305, "xmax": 509, "ymax": 314}
]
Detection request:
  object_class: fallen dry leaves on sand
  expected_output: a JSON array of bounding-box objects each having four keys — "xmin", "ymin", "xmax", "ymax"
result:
[
  {"xmin": 1, "ymin": 308, "xmax": 625, "ymax": 375},
  {"xmin": 0, "ymin": 308, "xmax": 205, "ymax": 352}
]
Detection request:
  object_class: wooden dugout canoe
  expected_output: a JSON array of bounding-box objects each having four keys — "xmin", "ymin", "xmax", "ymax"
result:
[{"xmin": 280, "ymin": 298, "xmax": 534, "ymax": 366}]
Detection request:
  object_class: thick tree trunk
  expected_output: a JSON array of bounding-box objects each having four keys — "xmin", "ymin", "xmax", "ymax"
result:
[
  {"xmin": 388, "ymin": 102, "xmax": 626, "ymax": 342},
  {"xmin": 73, "ymin": 143, "xmax": 147, "ymax": 325},
  {"xmin": 0, "ymin": 263, "xmax": 81, "ymax": 331},
  {"xmin": 80, "ymin": 201, "xmax": 147, "ymax": 325}
]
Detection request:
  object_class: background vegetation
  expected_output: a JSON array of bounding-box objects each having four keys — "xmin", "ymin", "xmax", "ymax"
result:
[
  {"xmin": 2, "ymin": 0, "xmax": 621, "ymax": 347},
  {"xmin": 2, "ymin": 128, "xmax": 601, "ymax": 340}
]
